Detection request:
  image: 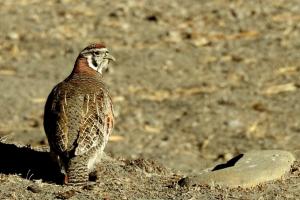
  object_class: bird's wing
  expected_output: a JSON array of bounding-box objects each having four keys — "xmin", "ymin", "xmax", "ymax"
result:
[
  {"xmin": 44, "ymin": 85, "xmax": 68, "ymax": 153},
  {"xmin": 74, "ymin": 90, "xmax": 114, "ymax": 156},
  {"xmin": 44, "ymin": 84, "xmax": 83, "ymax": 154},
  {"xmin": 44, "ymin": 85, "xmax": 114, "ymax": 156}
]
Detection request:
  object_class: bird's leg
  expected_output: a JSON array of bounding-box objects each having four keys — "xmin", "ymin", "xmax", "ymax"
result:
[{"xmin": 64, "ymin": 174, "xmax": 69, "ymax": 184}]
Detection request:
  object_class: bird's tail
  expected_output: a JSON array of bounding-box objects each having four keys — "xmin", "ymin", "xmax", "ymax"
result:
[{"xmin": 65, "ymin": 155, "xmax": 89, "ymax": 185}]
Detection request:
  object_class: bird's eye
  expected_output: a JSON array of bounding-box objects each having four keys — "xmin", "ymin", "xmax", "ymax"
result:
[{"xmin": 94, "ymin": 51, "xmax": 100, "ymax": 55}]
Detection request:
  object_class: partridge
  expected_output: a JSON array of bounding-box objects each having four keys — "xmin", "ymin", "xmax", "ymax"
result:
[{"xmin": 43, "ymin": 43, "xmax": 115, "ymax": 185}]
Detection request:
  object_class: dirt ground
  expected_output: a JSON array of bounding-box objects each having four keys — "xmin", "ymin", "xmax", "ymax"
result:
[{"xmin": 0, "ymin": 0, "xmax": 299, "ymax": 199}]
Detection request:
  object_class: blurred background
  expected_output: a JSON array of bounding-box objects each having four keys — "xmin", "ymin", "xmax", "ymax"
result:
[{"xmin": 0, "ymin": 0, "xmax": 299, "ymax": 175}]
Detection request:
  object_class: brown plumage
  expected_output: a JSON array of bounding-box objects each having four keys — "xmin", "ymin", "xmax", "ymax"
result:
[{"xmin": 43, "ymin": 43, "xmax": 115, "ymax": 185}]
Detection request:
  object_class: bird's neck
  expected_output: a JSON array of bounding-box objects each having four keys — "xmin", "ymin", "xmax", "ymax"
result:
[{"xmin": 71, "ymin": 56, "xmax": 102, "ymax": 78}]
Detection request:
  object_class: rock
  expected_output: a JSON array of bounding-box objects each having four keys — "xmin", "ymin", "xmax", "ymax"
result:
[{"xmin": 188, "ymin": 150, "xmax": 295, "ymax": 188}]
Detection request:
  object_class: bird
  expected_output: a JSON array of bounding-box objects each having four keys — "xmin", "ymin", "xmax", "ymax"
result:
[{"xmin": 43, "ymin": 43, "xmax": 115, "ymax": 185}]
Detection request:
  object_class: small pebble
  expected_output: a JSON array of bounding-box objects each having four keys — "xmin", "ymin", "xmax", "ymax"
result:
[
  {"xmin": 27, "ymin": 184, "xmax": 42, "ymax": 193},
  {"xmin": 178, "ymin": 177, "xmax": 191, "ymax": 187},
  {"xmin": 7, "ymin": 32, "xmax": 20, "ymax": 40},
  {"xmin": 56, "ymin": 190, "xmax": 76, "ymax": 199}
]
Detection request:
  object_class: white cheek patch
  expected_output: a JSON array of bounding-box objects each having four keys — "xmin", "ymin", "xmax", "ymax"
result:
[{"xmin": 84, "ymin": 49, "xmax": 111, "ymax": 74}]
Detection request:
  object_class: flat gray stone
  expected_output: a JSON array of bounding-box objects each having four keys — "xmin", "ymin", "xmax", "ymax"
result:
[{"xmin": 186, "ymin": 150, "xmax": 295, "ymax": 188}]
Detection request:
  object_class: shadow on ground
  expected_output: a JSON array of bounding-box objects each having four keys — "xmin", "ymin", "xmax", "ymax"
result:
[
  {"xmin": 212, "ymin": 154, "xmax": 244, "ymax": 171},
  {"xmin": 0, "ymin": 142, "xmax": 62, "ymax": 183}
]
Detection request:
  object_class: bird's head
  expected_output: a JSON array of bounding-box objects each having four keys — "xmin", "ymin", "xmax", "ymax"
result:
[{"xmin": 73, "ymin": 43, "xmax": 115, "ymax": 75}]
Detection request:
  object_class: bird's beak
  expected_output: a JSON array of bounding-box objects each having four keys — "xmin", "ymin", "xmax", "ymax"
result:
[{"xmin": 104, "ymin": 53, "xmax": 116, "ymax": 62}]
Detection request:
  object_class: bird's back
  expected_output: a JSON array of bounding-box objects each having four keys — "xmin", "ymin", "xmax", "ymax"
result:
[{"xmin": 44, "ymin": 74, "xmax": 114, "ymax": 158}]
